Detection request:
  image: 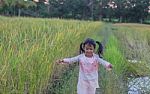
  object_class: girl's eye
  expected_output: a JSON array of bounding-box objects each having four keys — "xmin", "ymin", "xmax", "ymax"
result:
[{"xmin": 86, "ymin": 48, "xmax": 93, "ymax": 50}]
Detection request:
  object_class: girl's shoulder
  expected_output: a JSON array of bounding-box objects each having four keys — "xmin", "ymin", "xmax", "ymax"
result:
[
  {"xmin": 93, "ymin": 53, "xmax": 99, "ymax": 58},
  {"xmin": 78, "ymin": 53, "xmax": 99, "ymax": 58},
  {"xmin": 78, "ymin": 53, "xmax": 84, "ymax": 58},
  {"xmin": 77, "ymin": 53, "xmax": 99, "ymax": 59}
]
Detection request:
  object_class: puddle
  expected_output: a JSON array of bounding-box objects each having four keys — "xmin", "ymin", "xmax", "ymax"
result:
[{"xmin": 128, "ymin": 77, "xmax": 150, "ymax": 94}]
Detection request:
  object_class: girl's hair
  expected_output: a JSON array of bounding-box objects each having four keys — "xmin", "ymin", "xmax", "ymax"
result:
[{"xmin": 79, "ymin": 38, "xmax": 103, "ymax": 58}]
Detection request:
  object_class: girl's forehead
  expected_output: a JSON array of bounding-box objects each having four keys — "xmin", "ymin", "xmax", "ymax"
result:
[{"xmin": 84, "ymin": 44, "xmax": 94, "ymax": 48}]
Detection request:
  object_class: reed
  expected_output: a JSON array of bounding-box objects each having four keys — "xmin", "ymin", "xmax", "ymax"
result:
[{"xmin": 0, "ymin": 16, "xmax": 103, "ymax": 93}]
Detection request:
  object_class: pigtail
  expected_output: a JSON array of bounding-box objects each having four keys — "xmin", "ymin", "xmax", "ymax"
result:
[
  {"xmin": 96, "ymin": 41, "xmax": 103, "ymax": 58},
  {"xmin": 79, "ymin": 42, "xmax": 84, "ymax": 54}
]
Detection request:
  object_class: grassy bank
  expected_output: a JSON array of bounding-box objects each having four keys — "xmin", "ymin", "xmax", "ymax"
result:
[
  {"xmin": 98, "ymin": 25, "xmax": 127, "ymax": 94},
  {"xmin": 113, "ymin": 23, "xmax": 150, "ymax": 76}
]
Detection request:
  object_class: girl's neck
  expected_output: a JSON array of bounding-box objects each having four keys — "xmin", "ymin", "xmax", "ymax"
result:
[{"xmin": 84, "ymin": 54, "xmax": 93, "ymax": 58}]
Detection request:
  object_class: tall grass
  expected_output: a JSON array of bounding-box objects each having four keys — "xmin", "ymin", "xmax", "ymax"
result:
[
  {"xmin": 99, "ymin": 34, "xmax": 127, "ymax": 94},
  {"xmin": 113, "ymin": 23, "xmax": 150, "ymax": 83},
  {"xmin": 111, "ymin": 23, "xmax": 150, "ymax": 94},
  {"xmin": 0, "ymin": 16, "xmax": 103, "ymax": 94},
  {"xmin": 53, "ymin": 23, "xmax": 150, "ymax": 94},
  {"xmin": 56, "ymin": 23, "xmax": 129, "ymax": 94}
]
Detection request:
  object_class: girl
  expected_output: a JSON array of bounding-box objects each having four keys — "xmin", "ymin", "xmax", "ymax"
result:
[{"xmin": 56, "ymin": 38, "xmax": 112, "ymax": 94}]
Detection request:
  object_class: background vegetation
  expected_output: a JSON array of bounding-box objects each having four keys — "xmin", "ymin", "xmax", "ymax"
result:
[
  {"xmin": 0, "ymin": 16, "xmax": 103, "ymax": 94},
  {"xmin": 0, "ymin": 0, "xmax": 150, "ymax": 94},
  {"xmin": 0, "ymin": 0, "xmax": 150, "ymax": 23}
]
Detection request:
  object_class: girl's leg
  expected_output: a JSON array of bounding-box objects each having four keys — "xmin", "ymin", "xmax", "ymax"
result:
[
  {"xmin": 88, "ymin": 79, "xmax": 99, "ymax": 94},
  {"xmin": 77, "ymin": 79, "xmax": 88, "ymax": 94}
]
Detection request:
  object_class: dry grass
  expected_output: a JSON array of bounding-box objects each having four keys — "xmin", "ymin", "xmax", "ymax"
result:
[{"xmin": 113, "ymin": 23, "xmax": 150, "ymax": 28}]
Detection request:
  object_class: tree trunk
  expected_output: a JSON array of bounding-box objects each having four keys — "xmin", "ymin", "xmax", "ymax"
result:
[
  {"xmin": 89, "ymin": 0, "xmax": 94, "ymax": 20},
  {"xmin": 109, "ymin": 16, "xmax": 112, "ymax": 22},
  {"xmin": 99, "ymin": 14, "xmax": 102, "ymax": 21},
  {"xmin": 140, "ymin": 18, "xmax": 143, "ymax": 24},
  {"xmin": 99, "ymin": 1, "xmax": 103, "ymax": 21},
  {"xmin": 119, "ymin": 16, "xmax": 122, "ymax": 23},
  {"xmin": 18, "ymin": 8, "xmax": 21, "ymax": 17}
]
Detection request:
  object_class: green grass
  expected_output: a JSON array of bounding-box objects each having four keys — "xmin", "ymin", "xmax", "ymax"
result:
[
  {"xmin": 113, "ymin": 23, "xmax": 150, "ymax": 76},
  {"xmin": 1, "ymin": 16, "xmax": 150, "ymax": 94},
  {"xmin": 100, "ymin": 34, "xmax": 127, "ymax": 94},
  {"xmin": 57, "ymin": 24, "xmax": 128, "ymax": 94},
  {"xmin": 0, "ymin": 16, "xmax": 103, "ymax": 94}
]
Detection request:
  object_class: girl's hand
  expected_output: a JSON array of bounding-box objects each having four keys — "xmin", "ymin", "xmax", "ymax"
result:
[
  {"xmin": 56, "ymin": 59, "xmax": 65, "ymax": 64},
  {"xmin": 106, "ymin": 64, "xmax": 112, "ymax": 71},
  {"xmin": 106, "ymin": 68, "xmax": 112, "ymax": 71}
]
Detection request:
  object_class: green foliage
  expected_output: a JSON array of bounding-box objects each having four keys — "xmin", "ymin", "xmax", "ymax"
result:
[
  {"xmin": 0, "ymin": 0, "xmax": 36, "ymax": 16},
  {"xmin": 113, "ymin": 23, "xmax": 150, "ymax": 82},
  {"xmin": 2, "ymin": 0, "xmax": 36, "ymax": 8},
  {"xmin": 0, "ymin": 16, "xmax": 103, "ymax": 94},
  {"xmin": 0, "ymin": 0, "xmax": 150, "ymax": 23},
  {"xmin": 96, "ymin": 24, "xmax": 127, "ymax": 94},
  {"xmin": 104, "ymin": 35, "xmax": 127, "ymax": 75}
]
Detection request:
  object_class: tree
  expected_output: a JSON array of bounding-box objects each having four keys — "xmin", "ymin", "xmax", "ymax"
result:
[
  {"xmin": 113, "ymin": 0, "xmax": 126, "ymax": 22},
  {"xmin": 15, "ymin": 0, "xmax": 37, "ymax": 16},
  {"xmin": 1, "ymin": 0, "xmax": 36, "ymax": 16},
  {"xmin": 114, "ymin": 0, "xmax": 149, "ymax": 23}
]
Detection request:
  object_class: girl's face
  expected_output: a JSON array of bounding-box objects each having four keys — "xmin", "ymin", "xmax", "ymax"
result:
[{"xmin": 84, "ymin": 44, "xmax": 95, "ymax": 57}]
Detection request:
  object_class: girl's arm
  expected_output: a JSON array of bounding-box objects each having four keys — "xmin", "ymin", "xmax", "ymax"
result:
[
  {"xmin": 56, "ymin": 55, "xmax": 80, "ymax": 64},
  {"xmin": 97, "ymin": 57, "xmax": 112, "ymax": 70}
]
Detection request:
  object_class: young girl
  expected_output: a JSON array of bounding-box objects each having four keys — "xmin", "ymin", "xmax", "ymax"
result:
[{"xmin": 56, "ymin": 38, "xmax": 112, "ymax": 94}]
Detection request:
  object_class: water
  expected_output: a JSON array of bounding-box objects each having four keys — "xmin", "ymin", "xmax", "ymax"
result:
[
  {"xmin": 127, "ymin": 59, "xmax": 150, "ymax": 94},
  {"xmin": 128, "ymin": 77, "xmax": 150, "ymax": 94}
]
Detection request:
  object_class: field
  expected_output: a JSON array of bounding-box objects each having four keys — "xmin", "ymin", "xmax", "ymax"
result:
[{"xmin": 0, "ymin": 16, "xmax": 150, "ymax": 94}]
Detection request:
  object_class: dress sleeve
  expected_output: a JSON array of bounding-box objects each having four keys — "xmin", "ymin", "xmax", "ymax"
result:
[
  {"xmin": 63, "ymin": 55, "xmax": 80, "ymax": 64},
  {"xmin": 97, "ymin": 57, "xmax": 112, "ymax": 68}
]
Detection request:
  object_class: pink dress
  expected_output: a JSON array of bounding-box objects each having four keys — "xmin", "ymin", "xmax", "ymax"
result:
[{"xmin": 63, "ymin": 53, "xmax": 111, "ymax": 94}]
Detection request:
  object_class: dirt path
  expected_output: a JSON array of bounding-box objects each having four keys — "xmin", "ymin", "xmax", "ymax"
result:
[{"xmin": 99, "ymin": 23, "xmax": 113, "ymax": 48}]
